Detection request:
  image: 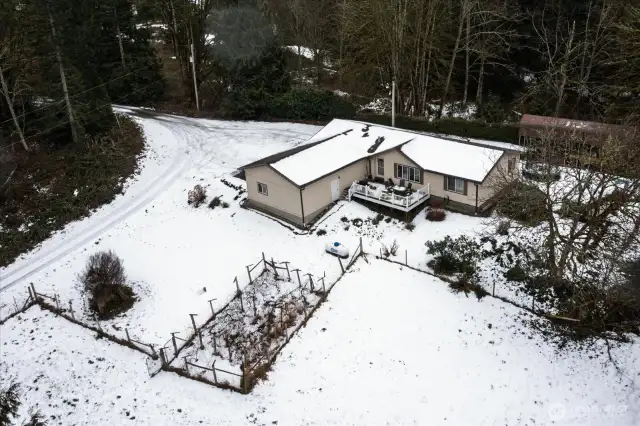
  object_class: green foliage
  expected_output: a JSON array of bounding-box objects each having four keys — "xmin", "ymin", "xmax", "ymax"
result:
[
  {"xmin": 497, "ymin": 183, "xmax": 547, "ymax": 226},
  {"xmin": 405, "ymin": 222, "xmax": 416, "ymax": 231},
  {"xmin": 0, "ymin": 382, "xmax": 20, "ymax": 426},
  {"xmin": 316, "ymin": 229, "xmax": 327, "ymax": 236},
  {"xmin": 357, "ymin": 114, "xmax": 520, "ymax": 143},
  {"xmin": 505, "ymin": 264, "xmax": 528, "ymax": 282},
  {"xmin": 426, "ymin": 236, "xmax": 481, "ymax": 277},
  {"xmin": 268, "ymin": 89, "xmax": 357, "ymax": 121}
]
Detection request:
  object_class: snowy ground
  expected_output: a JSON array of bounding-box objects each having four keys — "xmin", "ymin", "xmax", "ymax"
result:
[
  {"xmin": 2, "ymin": 261, "xmax": 637, "ymax": 425},
  {"xmin": 0, "ymin": 108, "xmax": 339, "ymax": 346},
  {"xmin": 1, "ymin": 109, "xmax": 639, "ymax": 425}
]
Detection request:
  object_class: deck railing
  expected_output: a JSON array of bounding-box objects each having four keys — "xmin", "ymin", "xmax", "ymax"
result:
[{"xmin": 348, "ymin": 181, "xmax": 430, "ymax": 209}]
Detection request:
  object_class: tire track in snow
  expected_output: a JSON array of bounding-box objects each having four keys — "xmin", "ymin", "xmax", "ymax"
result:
[{"xmin": 0, "ymin": 111, "xmax": 193, "ymax": 291}]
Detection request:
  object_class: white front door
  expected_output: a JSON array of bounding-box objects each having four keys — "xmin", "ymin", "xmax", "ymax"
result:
[{"xmin": 331, "ymin": 177, "xmax": 340, "ymax": 201}]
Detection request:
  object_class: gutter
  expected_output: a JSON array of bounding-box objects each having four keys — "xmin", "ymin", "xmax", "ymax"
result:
[
  {"xmin": 299, "ymin": 188, "xmax": 305, "ymax": 227},
  {"xmin": 475, "ymin": 184, "xmax": 479, "ymax": 214}
]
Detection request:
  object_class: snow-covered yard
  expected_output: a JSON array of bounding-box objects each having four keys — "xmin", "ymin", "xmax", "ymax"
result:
[
  {"xmin": 2, "ymin": 261, "xmax": 637, "ymax": 425},
  {"xmin": 1, "ymin": 108, "xmax": 639, "ymax": 425}
]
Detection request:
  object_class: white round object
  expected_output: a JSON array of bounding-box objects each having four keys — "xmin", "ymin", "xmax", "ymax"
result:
[{"xmin": 325, "ymin": 241, "xmax": 350, "ymax": 259}]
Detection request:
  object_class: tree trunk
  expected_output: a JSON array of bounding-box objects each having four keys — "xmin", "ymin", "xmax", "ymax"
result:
[
  {"xmin": 554, "ymin": 20, "xmax": 576, "ymax": 117},
  {"xmin": 49, "ymin": 9, "xmax": 79, "ymax": 144},
  {"xmin": 463, "ymin": 10, "xmax": 471, "ymax": 106},
  {"xmin": 0, "ymin": 64, "xmax": 28, "ymax": 151},
  {"xmin": 439, "ymin": 4, "xmax": 466, "ymax": 119},
  {"xmin": 114, "ymin": 9, "xmax": 126, "ymax": 70},
  {"xmin": 475, "ymin": 52, "xmax": 485, "ymax": 118}
]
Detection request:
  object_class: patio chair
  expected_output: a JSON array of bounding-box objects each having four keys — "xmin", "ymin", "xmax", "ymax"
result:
[
  {"xmin": 406, "ymin": 182, "xmax": 413, "ymax": 192},
  {"xmin": 387, "ymin": 178, "xmax": 394, "ymax": 188},
  {"xmin": 399, "ymin": 179, "xmax": 406, "ymax": 187}
]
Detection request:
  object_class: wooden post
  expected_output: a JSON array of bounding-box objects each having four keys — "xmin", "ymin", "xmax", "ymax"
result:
[
  {"xmin": 338, "ymin": 256, "xmax": 345, "ymax": 274},
  {"xmin": 322, "ymin": 277, "xmax": 326, "ymax": 295},
  {"xmin": 262, "ymin": 252, "xmax": 267, "ymax": 270},
  {"xmin": 189, "ymin": 314, "xmax": 198, "ymax": 335},
  {"xmin": 55, "ymin": 294, "xmax": 60, "ymax": 311},
  {"xmin": 306, "ymin": 273, "xmax": 314, "ymax": 292},
  {"xmin": 228, "ymin": 346, "xmax": 232, "ymax": 362},
  {"xmin": 294, "ymin": 269, "xmax": 302, "ymax": 288},
  {"xmin": 160, "ymin": 348, "xmax": 167, "ymax": 366},
  {"xmin": 183, "ymin": 357, "xmax": 189, "ymax": 375},
  {"xmin": 125, "ymin": 328, "xmax": 131, "ymax": 342},
  {"xmin": 246, "ymin": 265, "xmax": 252, "ymax": 284},
  {"xmin": 405, "ymin": 250, "xmax": 408, "ymax": 266},
  {"xmin": 239, "ymin": 291, "xmax": 245, "ymax": 312},
  {"xmin": 69, "ymin": 300, "xmax": 74, "ymax": 319},
  {"xmin": 212, "ymin": 360, "xmax": 218, "ymax": 384},
  {"xmin": 171, "ymin": 332, "xmax": 179, "ymax": 355},
  {"xmin": 359, "ymin": 237, "xmax": 363, "ymax": 255},
  {"xmin": 283, "ymin": 262, "xmax": 291, "ymax": 280},
  {"xmin": 212, "ymin": 333, "xmax": 217, "ymax": 355},
  {"xmin": 208, "ymin": 298, "xmax": 216, "ymax": 317},
  {"xmin": 271, "ymin": 257, "xmax": 278, "ymax": 278},
  {"xmin": 30, "ymin": 283, "xmax": 37, "ymax": 301},
  {"xmin": 532, "ymin": 297, "xmax": 535, "ymax": 312},
  {"xmin": 198, "ymin": 331, "xmax": 204, "ymax": 349},
  {"xmin": 27, "ymin": 286, "xmax": 33, "ymax": 302},
  {"xmin": 492, "ymin": 281, "xmax": 496, "ymax": 297},
  {"xmin": 252, "ymin": 289, "xmax": 257, "ymax": 317},
  {"xmin": 235, "ymin": 277, "xmax": 240, "ymax": 293}
]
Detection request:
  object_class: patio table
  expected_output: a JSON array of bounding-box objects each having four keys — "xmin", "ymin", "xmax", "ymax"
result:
[{"xmin": 392, "ymin": 186, "xmax": 407, "ymax": 194}]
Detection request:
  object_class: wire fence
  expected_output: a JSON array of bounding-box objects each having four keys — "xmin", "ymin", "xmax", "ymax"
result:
[{"xmin": 157, "ymin": 241, "xmax": 365, "ymax": 394}]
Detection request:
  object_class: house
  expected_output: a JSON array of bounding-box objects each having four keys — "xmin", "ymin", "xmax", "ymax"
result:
[{"xmin": 240, "ymin": 119, "xmax": 521, "ymax": 228}]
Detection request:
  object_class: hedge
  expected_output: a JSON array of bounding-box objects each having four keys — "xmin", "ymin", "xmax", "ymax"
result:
[
  {"xmin": 268, "ymin": 88, "xmax": 357, "ymax": 121},
  {"xmin": 356, "ymin": 114, "xmax": 520, "ymax": 144}
]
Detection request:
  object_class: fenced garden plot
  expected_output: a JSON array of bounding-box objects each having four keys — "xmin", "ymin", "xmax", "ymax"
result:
[{"xmin": 167, "ymin": 267, "xmax": 326, "ymax": 391}]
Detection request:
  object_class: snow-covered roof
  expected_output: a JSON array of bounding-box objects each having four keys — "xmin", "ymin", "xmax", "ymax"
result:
[
  {"xmin": 401, "ymin": 136, "xmax": 504, "ymax": 182},
  {"xmin": 271, "ymin": 119, "xmax": 415, "ymax": 186},
  {"xmin": 266, "ymin": 119, "xmax": 506, "ymax": 186}
]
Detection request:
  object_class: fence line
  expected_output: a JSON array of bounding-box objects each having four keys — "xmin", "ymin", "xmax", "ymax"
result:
[
  {"xmin": 0, "ymin": 288, "xmax": 36, "ymax": 325},
  {"xmin": 376, "ymin": 253, "xmax": 547, "ymax": 318}
]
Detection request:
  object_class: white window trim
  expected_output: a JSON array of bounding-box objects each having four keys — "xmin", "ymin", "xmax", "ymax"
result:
[
  {"xmin": 257, "ymin": 182, "xmax": 268, "ymax": 196},
  {"xmin": 377, "ymin": 158, "xmax": 385, "ymax": 176},
  {"xmin": 395, "ymin": 164, "xmax": 421, "ymax": 183},
  {"xmin": 445, "ymin": 176, "xmax": 465, "ymax": 194}
]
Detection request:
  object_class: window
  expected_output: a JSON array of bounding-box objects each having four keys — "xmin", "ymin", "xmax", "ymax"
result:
[
  {"xmin": 508, "ymin": 157, "xmax": 516, "ymax": 173},
  {"xmin": 257, "ymin": 182, "xmax": 268, "ymax": 196},
  {"xmin": 377, "ymin": 158, "xmax": 385, "ymax": 176},
  {"xmin": 395, "ymin": 164, "xmax": 421, "ymax": 183},
  {"xmin": 445, "ymin": 176, "xmax": 465, "ymax": 194}
]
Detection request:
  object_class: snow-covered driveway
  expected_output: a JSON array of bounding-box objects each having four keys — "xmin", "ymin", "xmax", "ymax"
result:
[{"xmin": 0, "ymin": 108, "xmax": 326, "ymax": 342}]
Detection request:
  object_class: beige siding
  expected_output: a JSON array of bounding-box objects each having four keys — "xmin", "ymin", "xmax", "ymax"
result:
[
  {"xmin": 302, "ymin": 160, "xmax": 367, "ymax": 221},
  {"xmin": 245, "ymin": 166, "xmax": 302, "ymax": 219},
  {"xmin": 479, "ymin": 152, "xmax": 520, "ymax": 203},
  {"xmin": 374, "ymin": 149, "xmax": 520, "ymax": 209}
]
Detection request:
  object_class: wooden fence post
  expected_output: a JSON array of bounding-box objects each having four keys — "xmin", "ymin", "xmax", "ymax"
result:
[
  {"xmin": 492, "ymin": 281, "xmax": 496, "ymax": 297},
  {"xmin": 159, "ymin": 348, "xmax": 167, "ymax": 366},
  {"xmin": 271, "ymin": 257, "xmax": 278, "ymax": 278},
  {"xmin": 171, "ymin": 332, "xmax": 179, "ymax": 355},
  {"xmin": 184, "ymin": 357, "xmax": 190, "ymax": 375},
  {"xmin": 228, "ymin": 346, "xmax": 232, "ymax": 362},
  {"xmin": 212, "ymin": 360, "xmax": 218, "ymax": 384},
  {"xmin": 405, "ymin": 250, "xmax": 408, "ymax": 266},
  {"xmin": 338, "ymin": 256, "xmax": 345, "ymax": 274},
  {"xmin": 246, "ymin": 265, "xmax": 252, "ymax": 284},
  {"xmin": 208, "ymin": 298, "xmax": 216, "ymax": 317},
  {"xmin": 359, "ymin": 237, "xmax": 363, "ymax": 255},
  {"xmin": 27, "ymin": 286, "xmax": 33, "ymax": 302},
  {"xmin": 212, "ymin": 333, "xmax": 217, "ymax": 355},
  {"xmin": 239, "ymin": 291, "xmax": 245, "ymax": 312},
  {"xmin": 283, "ymin": 262, "xmax": 291, "ymax": 280},
  {"xmin": 294, "ymin": 269, "xmax": 302, "ymax": 288},
  {"xmin": 30, "ymin": 283, "xmax": 37, "ymax": 301},
  {"xmin": 68, "ymin": 300, "xmax": 74, "ymax": 319},
  {"xmin": 262, "ymin": 252, "xmax": 267, "ymax": 271},
  {"xmin": 235, "ymin": 277, "xmax": 240, "ymax": 293},
  {"xmin": 306, "ymin": 273, "xmax": 314, "ymax": 292},
  {"xmin": 125, "ymin": 328, "xmax": 131, "ymax": 342}
]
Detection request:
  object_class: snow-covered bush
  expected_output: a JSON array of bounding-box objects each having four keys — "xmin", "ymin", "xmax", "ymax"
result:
[
  {"xmin": 381, "ymin": 240, "xmax": 399, "ymax": 258},
  {"xmin": 496, "ymin": 220, "xmax": 510, "ymax": 236},
  {"xmin": 496, "ymin": 182, "xmax": 546, "ymax": 226},
  {"xmin": 78, "ymin": 250, "xmax": 135, "ymax": 319},
  {"xmin": 426, "ymin": 236, "xmax": 481, "ymax": 277},
  {"xmin": 208, "ymin": 195, "xmax": 221, "ymax": 209},
  {"xmin": 188, "ymin": 185, "xmax": 206, "ymax": 207}
]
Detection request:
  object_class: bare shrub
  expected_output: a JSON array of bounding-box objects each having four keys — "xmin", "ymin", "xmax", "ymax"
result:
[
  {"xmin": 381, "ymin": 239, "xmax": 399, "ymax": 258},
  {"xmin": 78, "ymin": 250, "xmax": 135, "ymax": 319},
  {"xmin": 449, "ymin": 276, "xmax": 489, "ymax": 300},
  {"xmin": 208, "ymin": 195, "xmax": 221, "ymax": 209},
  {"xmin": 405, "ymin": 222, "xmax": 416, "ymax": 231},
  {"xmin": 427, "ymin": 209, "xmax": 446, "ymax": 221},
  {"xmin": 188, "ymin": 184, "xmax": 206, "ymax": 207}
]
